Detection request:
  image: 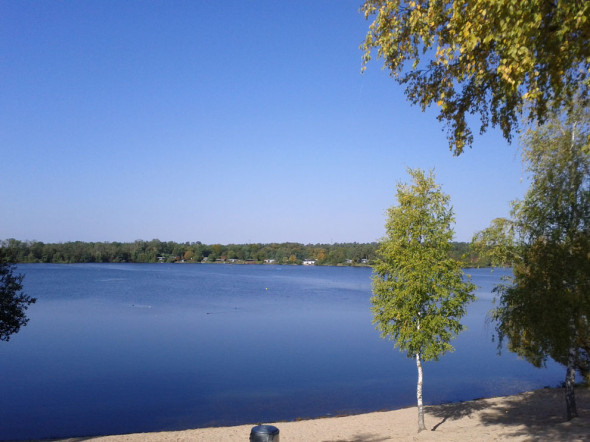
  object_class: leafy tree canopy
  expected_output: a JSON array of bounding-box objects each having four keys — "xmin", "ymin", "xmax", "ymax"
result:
[
  {"xmin": 472, "ymin": 101, "xmax": 590, "ymax": 419},
  {"xmin": 372, "ymin": 168, "xmax": 476, "ymax": 359},
  {"xmin": 361, "ymin": 0, "xmax": 590, "ymax": 154},
  {"xmin": 0, "ymin": 251, "xmax": 36, "ymax": 342}
]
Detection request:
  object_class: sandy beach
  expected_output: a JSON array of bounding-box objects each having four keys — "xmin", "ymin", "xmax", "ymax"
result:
[{"xmin": 53, "ymin": 387, "xmax": 590, "ymax": 442}]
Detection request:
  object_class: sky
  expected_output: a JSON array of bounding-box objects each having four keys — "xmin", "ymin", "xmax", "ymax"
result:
[{"xmin": 1, "ymin": 1, "xmax": 527, "ymax": 245}]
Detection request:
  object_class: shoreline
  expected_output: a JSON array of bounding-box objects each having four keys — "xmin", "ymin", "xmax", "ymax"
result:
[{"xmin": 50, "ymin": 387, "xmax": 589, "ymax": 442}]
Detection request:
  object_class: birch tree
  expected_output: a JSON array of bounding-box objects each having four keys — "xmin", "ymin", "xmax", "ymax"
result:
[
  {"xmin": 472, "ymin": 103, "xmax": 590, "ymax": 420},
  {"xmin": 372, "ymin": 169, "xmax": 476, "ymax": 432},
  {"xmin": 361, "ymin": 0, "xmax": 590, "ymax": 155}
]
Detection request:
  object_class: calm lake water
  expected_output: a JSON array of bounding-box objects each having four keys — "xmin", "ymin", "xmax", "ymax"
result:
[{"xmin": 1, "ymin": 264, "xmax": 563, "ymax": 440}]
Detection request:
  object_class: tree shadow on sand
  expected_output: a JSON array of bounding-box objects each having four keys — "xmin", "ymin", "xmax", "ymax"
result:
[
  {"xmin": 328, "ymin": 434, "xmax": 390, "ymax": 442},
  {"xmin": 426, "ymin": 396, "xmax": 490, "ymax": 431},
  {"xmin": 427, "ymin": 387, "xmax": 590, "ymax": 440}
]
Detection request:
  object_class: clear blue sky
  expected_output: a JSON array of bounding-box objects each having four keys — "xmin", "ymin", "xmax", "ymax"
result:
[{"xmin": 1, "ymin": 1, "xmax": 525, "ymax": 244}]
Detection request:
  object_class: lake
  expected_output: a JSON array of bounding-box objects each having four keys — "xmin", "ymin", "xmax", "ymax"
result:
[{"xmin": 0, "ymin": 264, "xmax": 563, "ymax": 440}]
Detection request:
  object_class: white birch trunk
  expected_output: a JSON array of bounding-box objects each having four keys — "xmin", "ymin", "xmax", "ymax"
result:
[
  {"xmin": 565, "ymin": 319, "xmax": 578, "ymax": 420},
  {"xmin": 416, "ymin": 352, "xmax": 426, "ymax": 432},
  {"xmin": 565, "ymin": 345, "xmax": 578, "ymax": 420}
]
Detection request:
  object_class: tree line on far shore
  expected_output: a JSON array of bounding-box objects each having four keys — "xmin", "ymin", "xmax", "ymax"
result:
[{"xmin": 0, "ymin": 238, "xmax": 489, "ymax": 267}]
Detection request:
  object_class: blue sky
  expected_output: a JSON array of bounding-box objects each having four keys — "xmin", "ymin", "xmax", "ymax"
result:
[{"xmin": 1, "ymin": 1, "xmax": 525, "ymax": 244}]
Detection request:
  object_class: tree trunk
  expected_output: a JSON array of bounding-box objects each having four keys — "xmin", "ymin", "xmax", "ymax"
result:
[
  {"xmin": 565, "ymin": 344, "xmax": 578, "ymax": 420},
  {"xmin": 416, "ymin": 352, "xmax": 426, "ymax": 432}
]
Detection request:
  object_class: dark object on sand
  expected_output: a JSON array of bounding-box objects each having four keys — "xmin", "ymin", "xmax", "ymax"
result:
[{"xmin": 250, "ymin": 424, "xmax": 279, "ymax": 441}]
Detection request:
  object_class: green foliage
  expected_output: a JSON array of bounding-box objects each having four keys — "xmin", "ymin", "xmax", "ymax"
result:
[
  {"xmin": 471, "ymin": 217, "xmax": 517, "ymax": 266},
  {"xmin": 361, "ymin": 0, "xmax": 590, "ymax": 154},
  {"xmin": 473, "ymin": 101, "xmax": 590, "ymax": 417},
  {"xmin": 372, "ymin": 169, "xmax": 476, "ymax": 360},
  {"xmin": 0, "ymin": 238, "xmax": 489, "ymax": 267},
  {"xmin": 0, "ymin": 239, "xmax": 380, "ymax": 266},
  {"xmin": 500, "ymin": 108, "xmax": 589, "ymax": 348},
  {"xmin": 0, "ymin": 250, "xmax": 36, "ymax": 342}
]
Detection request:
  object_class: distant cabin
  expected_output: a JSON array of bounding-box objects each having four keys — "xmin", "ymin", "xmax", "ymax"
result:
[{"xmin": 302, "ymin": 259, "xmax": 316, "ymax": 266}]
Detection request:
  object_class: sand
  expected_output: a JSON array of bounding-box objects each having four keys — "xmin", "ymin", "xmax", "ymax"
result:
[{"xmin": 55, "ymin": 387, "xmax": 590, "ymax": 442}]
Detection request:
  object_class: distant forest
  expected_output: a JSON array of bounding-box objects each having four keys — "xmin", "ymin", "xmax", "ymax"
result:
[{"xmin": 1, "ymin": 239, "xmax": 491, "ymax": 267}]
